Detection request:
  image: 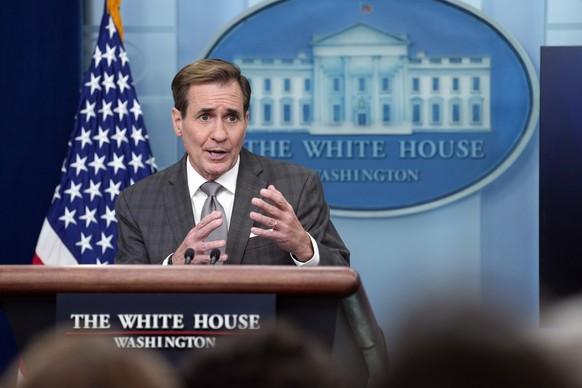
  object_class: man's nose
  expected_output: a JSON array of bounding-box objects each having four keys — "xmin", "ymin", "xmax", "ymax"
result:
[{"xmin": 210, "ymin": 120, "xmax": 228, "ymax": 141}]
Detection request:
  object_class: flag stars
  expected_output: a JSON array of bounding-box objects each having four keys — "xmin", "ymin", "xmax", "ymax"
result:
[
  {"xmin": 102, "ymin": 43, "xmax": 117, "ymax": 67},
  {"xmin": 80, "ymin": 100, "xmax": 96, "ymax": 122},
  {"xmin": 130, "ymin": 126, "xmax": 145, "ymax": 145},
  {"xmin": 64, "ymin": 181, "xmax": 83, "ymax": 202},
  {"xmin": 119, "ymin": 47, "xmax": 129, "ymax": 67},
  {"xmin": 117, "ymin": 72, "xmax": 130, "ymax": 93},
  {"xmin": 101, "ymin": 206, "xmax": 117, "ymax": 228},
  {"xmin": 146, "ymin": 155, "xmax": 158, "ymax": 171},
  {"xmin": 52, "ymin": 184, "xmax": 62, "ymax": 202},
  {"xmin": 74, "ymin": 128, "xmax": 93, "ymax": 149},
  {"xmin": 58, "ymin": 207, "xmax": 77, "ymax": 229},
  {"xmin": 61, "ymin": 157, "xmax": 68, "ymax": 173},
  {"xmin": 75, "ymin": 233, "xmax": 93, "ymax": 254},
  {"xmin": 84, "ymin": 72, "xmax": 102, "ymax": 95},
  {"xmin": 105, "ymin": 16, "xmax": 117, "ymax": 39},
  {"xmin": 98, "ymin": 100, "xmax": 114, "ymax": 121},
  {"xmin": 96, "ymin": 232, "xmax": 114, "ymax": 254},
  {"xmin": 104, "ymin": 179, "xmax": 122, "ymax": 200},
  {"xmin": 83, "ymin": 180, "xmax": 103, "ymax": 201},
  {"xmin": 89, "ymin": 154, "xmax": 107, "ymax": 174},
  {"xmin": 102, "ymin": 72, "xmax": 116, "ymax": 94},
  {"xmin": 92, "ymin": 45, "xmax": 103, "ymax": 67},
  {"xmin": 79, "ymin": 206, "xmax": 98, "ymax": 228},
  {"xmin": 113, "ymin": 98, "xmax": 128, "ymax": 120},
  {"xmin": 129, "ymin": 152, "xmax": 145, "ymax": 173},
  {"xmin": 129, "ymin": 99, "xmax": 143, "ymax": 120},
  {"xmin": 70, "ymin": 154, "xmax": 88, "ymax": 176},
  {"xmin": 111, "ymin": 126, "xmax": 129, "ymax": 147},
  {"xmin": 93, "ymin": 127, "xmax": 111, "ymax": 149},
  {"xmin": 107, "ymin": 153, "xmax": 127, "ymax": 174}
]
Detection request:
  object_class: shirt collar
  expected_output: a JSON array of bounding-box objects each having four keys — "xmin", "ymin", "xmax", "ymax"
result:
[{"xmin": 186, "ymin": 155, "xmax": 240, "ymax": 197}]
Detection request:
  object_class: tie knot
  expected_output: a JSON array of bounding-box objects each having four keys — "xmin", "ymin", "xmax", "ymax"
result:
[{"xmin": 200, "ymin": 181, "xmax": 222, "ymax": 197}]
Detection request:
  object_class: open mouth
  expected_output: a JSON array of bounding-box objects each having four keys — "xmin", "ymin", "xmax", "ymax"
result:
[{"xmin": 208, "ymin": 150, "xmax": 227, "ymax": 159}]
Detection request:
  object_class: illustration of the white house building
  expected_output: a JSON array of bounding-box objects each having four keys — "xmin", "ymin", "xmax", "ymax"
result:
[{"xmin": 235, "ymin": 23, "xmax": 491, "ymax": 134}]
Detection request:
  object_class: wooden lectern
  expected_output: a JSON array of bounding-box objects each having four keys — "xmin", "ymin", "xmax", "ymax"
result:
[{"xmin": 0, "ymin": 265, "xmax": 387, "ymax": 387}]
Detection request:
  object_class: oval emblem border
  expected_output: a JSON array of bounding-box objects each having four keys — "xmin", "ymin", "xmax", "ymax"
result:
[{"xmin": 201, "ymin": 0, "xmax": 539, "ymax": 218}]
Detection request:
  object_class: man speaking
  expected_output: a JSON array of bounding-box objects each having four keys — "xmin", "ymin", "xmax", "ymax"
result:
[{"xmin": 114, "ymin": 59, "xmax": 349, "ymax": 266}]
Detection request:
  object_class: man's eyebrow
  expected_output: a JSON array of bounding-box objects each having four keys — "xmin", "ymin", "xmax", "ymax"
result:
[
  {"xmin": 225, "ymin": 108, "xmax": 241, "ymax": 117},
  {"xmin": 197, "ymin": 107, "xmax": 215, "ymax": 115},
  {"xmin": 195, "ymin": 107, "xmax": 241, "ymax": 117}
]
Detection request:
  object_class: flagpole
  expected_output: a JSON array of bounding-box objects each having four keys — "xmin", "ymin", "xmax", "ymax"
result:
[{"xmin": 107, "ymin": 0, "xmax": 124, "ymax": 42}]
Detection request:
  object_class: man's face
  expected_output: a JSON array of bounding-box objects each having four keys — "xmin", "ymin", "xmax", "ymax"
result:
[{"xmin": 172, "ymin": 81, "xmax": 248, "ymax": 181}]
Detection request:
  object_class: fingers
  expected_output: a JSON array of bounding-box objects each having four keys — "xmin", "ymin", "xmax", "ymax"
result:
[
  {"xmin": 177, "ymin": 241, "xmax": 228, "ymax": 265},
  {"xmin": 174, "ymin": 211, "xmax": 227, "ymax": 265},
  {"xmin": 174, "ymin": 246, "xmax": 227, "ymax": 265},
  {"xmin": 250, "ymin": 185, "xmax": 291, "ymax": 226},
  {"xmin": 249, "ymin": 210, "xmax": 279, "ymax": 230},
  {"xmin": 255, "ymin": 185, "xmax": 288, "ymax": 212},
  {"xmin": 249, "ymin": 184, "xmax": 313, "ymax": 260},
  {"xmin": 197, "ymin": 211, "xmax": 225, "ymax": 238},
  {"xmin": 250, "ymin": 184, "xmax": 294, "ymax": 236},
  {"xmin": 191, "ymin": 251, "xmax": 228, "ymax": 265}
]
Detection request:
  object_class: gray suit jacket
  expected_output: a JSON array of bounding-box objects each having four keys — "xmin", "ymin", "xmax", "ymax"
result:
[{"xmin": 114, "ymin": 148, "xmax": 350, "ymax": 266}]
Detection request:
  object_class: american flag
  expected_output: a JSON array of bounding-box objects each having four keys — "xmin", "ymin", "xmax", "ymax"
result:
[{"xmin": 33, "ymin": 3, "xmax": 156, "ymax": 265}]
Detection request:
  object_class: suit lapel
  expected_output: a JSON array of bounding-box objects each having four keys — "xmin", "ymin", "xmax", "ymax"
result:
[
  {"xmin": 226, "ymin": 149, "xmax": 266, "ymax": 264},
  {"xmin": 163, "ymin": 155, "xmax": 195, "ymax": 248}
]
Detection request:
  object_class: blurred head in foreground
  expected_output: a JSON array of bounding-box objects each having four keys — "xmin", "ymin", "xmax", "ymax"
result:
[
  {"xmin": 180, "ymin": 321, "xmax": 354, "ymax": 388},
  {"xmin": 378, "ymin": 302, "xmax": 575, "ymax": 388},
  {"xmin": 537, "ymin": 294, "xmax": 582, "ymax": 387},
  {"xmin": 3, "ymin": 332, "xmax": 181, "ymax": 388}
]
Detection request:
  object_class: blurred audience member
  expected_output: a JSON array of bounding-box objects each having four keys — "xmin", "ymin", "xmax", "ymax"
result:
[
  {"xmin": 377, "ymin": 301, "xmax": 575, "ymax": 388},
  {"xmin": 1, "ymin": 330, "xmax": 181, "ymax": 388},
  {"xmin": 180, "ymin": 321, "xmax": 356, "ymax": 388},
  {"xmin": 537, "ymin": 294, "xmax": 582, "ymax": 387}
]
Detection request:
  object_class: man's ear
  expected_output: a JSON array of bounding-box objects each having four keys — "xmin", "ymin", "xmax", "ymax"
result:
[{"xmin": 171, "ymin": 107, "xmax": 183, "ymax": 137}]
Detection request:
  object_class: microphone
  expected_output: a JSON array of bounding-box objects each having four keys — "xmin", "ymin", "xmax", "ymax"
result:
[
  {"xmin": 184, "ymin": 248, "xmax": 195, "ymax": 265},
  {"xmin": 209, "ymin": 248, "xmax": 220, "ymax": 265}
]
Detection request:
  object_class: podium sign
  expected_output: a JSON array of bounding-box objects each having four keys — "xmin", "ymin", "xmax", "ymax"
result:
[{"xmin": 56, "ymin": 293, "xmax": 275, "ymax": 360}]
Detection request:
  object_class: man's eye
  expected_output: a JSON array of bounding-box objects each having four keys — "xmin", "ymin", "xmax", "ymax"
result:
[
  {"xmin": 199, "ymin": 114, "xmax": 209, "ymax": 121},
  {"xmin": 227, "ymin": 115, "xmax": 237, "ymax": 122}
]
